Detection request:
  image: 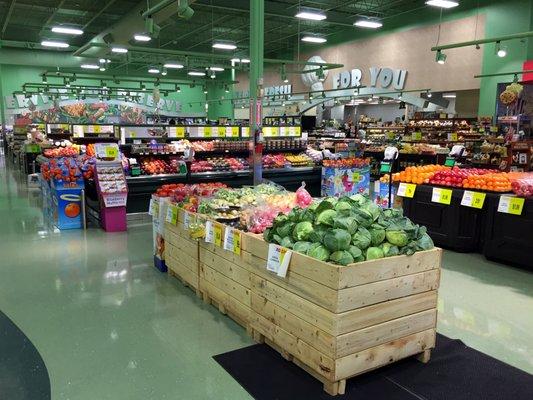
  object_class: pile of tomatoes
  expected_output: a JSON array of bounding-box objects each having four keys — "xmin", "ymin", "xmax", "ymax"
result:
[
  {"xmin": 41, "ymin": 157, "xmax": 83, "ymax": 183},
  {"xmin": 322, "ymin": 158, "xmax": 370, "ymax": 168}
]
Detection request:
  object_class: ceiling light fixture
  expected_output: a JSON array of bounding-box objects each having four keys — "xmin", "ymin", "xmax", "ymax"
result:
[
  {"xmin": 427, "ymin": 90, "xmax": 432, "ymax": 98},
  {"xmin": 134, "ymin": 34, "xmax": 151, "ymax": 42},
  {"xmin": 99, "ymin": 58, "xmax": 106, "ymax": 63},
  {"xmin": 52, "ymin": 26, "xmax": 83, "ymax": 35},
  {"xmin": 240, "ymin": 58, "xmax": 250, "ymax": 63},
  {"xmin": 81, "ymin": 64, "xmax": 100, "ymax": 69},
  {"xmin": 295, "ymin": 10, "xmax": 327, "ymax": 21},
  {"xmin": 224, "ymin": 85, "xmax": 229, "ymax": 93},
  {"xmin": 99, "ymin": 67, "xmax": 106, "ymax": 71},
  {"xmin": 41, "ymin": 40, "xmax": 69, "ymax": 48},
  {"xmin": 111, "ymin": 46, "xmax": 128, "ymax": 53},
  {"xmin": 148, "ymin": 67, "xmax": 160, "ymax": 74},
  {"xmin": 188, "ymin": 71, "xmax": 206, "ymax": 76},
  {"xmin": 164, "ymin": 63, "xmax": 184, "ymax": 69},
  {"xmin": 425, "ymin": 0, "xmax": 459, "ymax": 9},
  {"xmin": 231, "ymin": 58, "xmax": 241, "ymax": 63},
  {"xmin": 443, "ymin": 93, "xmax": 456, "ymax": 98},
  {"xmin": 176, "ymin": 85, "xmax": 181, "ymax": 93},
  {"xmin": 354, "ymin": 19, "xmax": 383, "ymax": 29},
  {"xmin": 212, "ymin": 42, "xmax": 237, "ymax": 50},
  {"xmin": 140, "ymin": 82, "xmax": 146, "ymax": 91},
  {"xmin": 209, "ymin": 66, "xmax": 225, "ymax": 71},
  {"xmin": 301, "ymin": 35, "xmax": 327, "ymax": 43},
  {"xmin": 436, "ymin": 49, "xmax": 447, "ymax": 64},
  {"xmin": 495, "ymin": 41, "xmax": 507, "ymax": 57},
  {"xmin": 161, "ymin": 68, "xmax": 167, "ymax": 76},
  {"xmin": 203, "ymin": 87, "xmax": 208, "ymax": 94}
]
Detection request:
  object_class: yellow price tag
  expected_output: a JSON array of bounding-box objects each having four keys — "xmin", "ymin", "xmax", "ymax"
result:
[
  {"xmin": 431, "ymin": 187, "xmax": 452, "ymax": 205},
  {"xmin": 397, "ymin": 183, "xmax": 416, "ymax": 198},
  {"xmin": 93, "ymin": 125, "xmax": 101, "ymax": 133},
  {"xmin": 294, "ymin": 126, "xmax": 301, "ymax": 137},
  {"xmin": 471, "ymin": 192, "xmax": 486, "ymax": 209},
  {"xmin": 218, "ymin": 127, "xmax": 226, "ymax": 136},
  {"xmin": 448, "ymin": 133, "xmax": 458, "ymax": 141},
  {"xmin": 263, "ymin": 127, "xmax": 272, "ymax": 137},
  {"xmin": 233, "ymin": 231, "xmax": 241, "ymax": 255},
  {"xmin": 105, "ymin": 147, "xmax": 118, "ymax": 158},
  {"xmin": 176, "ymin": 127, "xmax": 185, "ymax": 138},
  {"xmin": 231, "ymin": 127, "xmax": 239, "ymax": 137},
  {"xmin": 490, "ymin": 126, "xmax": 499, "ymax": 133},
  {"xmin": 411, "ymin": 132, "xmax": 422, "ymax": 141},
  {"xmin": 509, "ymin": 197, "xmax": 525, "ymax": 215},
  {"xmin": 166, "ymin": 205, "xmax": 178, "ymax": 225},
  {"xmin": 214, "ymin": 223, "xmax": 223, "ymax": 247},
  {"xmin": 204, "ymin": 127, "xmax": 212, "ymax": 138}
]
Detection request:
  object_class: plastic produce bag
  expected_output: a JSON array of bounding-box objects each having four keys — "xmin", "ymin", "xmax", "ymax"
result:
[{"xmin": 296, "ymin": 182, "xmax": 313, "ymax": 207}]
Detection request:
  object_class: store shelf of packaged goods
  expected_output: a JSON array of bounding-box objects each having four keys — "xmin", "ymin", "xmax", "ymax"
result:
[{"xmin": 72, "ymin": 136, "xmax": 120, "ymax": 143}]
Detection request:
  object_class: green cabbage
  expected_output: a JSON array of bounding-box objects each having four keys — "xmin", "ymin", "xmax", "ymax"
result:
[
  {"xmin": 308, "ymin": 225, "xmax": 328, "ymax": 244},
  {"xmin": 323, "ymin": 229, "xmax": 352, "ymax": 252},
  {"xmin": 333, "ymin": 215, "xmax": 358, "ymax": 234},
  {"xmin": 366, "ymin": 246, "xmax": 385, "ymax": 260},
  {"xmin": 307, "ymin": 244, "xmax": 330, "ymax": 261},
  {"xmin": 385, "ymin": 230, "xmax": 409, "ymax": 247},
  {"xmin": 315, "ymin": 209, "xmax": 337, "ymax": 226},
  {"xmin": 293, "ymin": 241, "xmax": 312, "ymax": 253},
  {"xmin": 280, "ymin": 236, "xmax": 294, "ymax": 249},
  {"xmin": 348, "ymin": 245, "xmax": 362, "ymax": 260},
  {"xmin": 417, "ymin": 233, "xmax": 434, "ymax": 250},
  {"xmin": 276, "ymin": 222, "xmax": 295, "ymax": 238},
  {"xmin": 352, "ymin": 227, "xmax": 371, "ymax": 249},
  {"xmin": 381, "ymin": 242, "xmax": 400, "ymax": 257},
  {"xmin": 334, "ymin": 201, "xmax": 352, "ymax": 215},
  {"xmin": 315, "ymin": 198, "xmax": 337, "ymax": 214},
  {"xmin": 369, "ymin": 224, "xmax": 386, "ymax": 246},
  {"xmin": 329, "ymin": 250, "xmax": 354, "ymax": 266},
  {"xmin": 292, "ymin": 221, "xmax": 314, "ymax": 241}
]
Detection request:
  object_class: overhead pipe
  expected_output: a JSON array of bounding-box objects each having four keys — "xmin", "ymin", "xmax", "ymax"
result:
[
  {"xmin": 431, "ymin": 31, "xmax": 533, "ymax": 51},
  {"xmin": 474, "ymin": 70, "xmax": 533, "ymax": 78},
  {"xmin": 141, "ymin": 0, "xmax": 177, "ymax": 18}
]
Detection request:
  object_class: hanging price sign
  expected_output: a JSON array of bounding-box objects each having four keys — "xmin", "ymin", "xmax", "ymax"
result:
[
  {"xmin": 105, "ymin": 147, "xmax": 119, "ymax": 159},
  {"xmin": 233, "ymin": 231, "xmax": 241, "ymax": 255},
  {"xmin": 444, "ymin": 157, "xmax": 456, "ymax": 167},
  {"xmin": 431, "ymin": 187, "xmax": 453, "ymax": 205},
  {"xmin": 214, "ymin": 223, "xmax": 223, "ymax": 247},
  {"xmin": 379, "ymin": 162, "xmax": 392, "ymax": 174},
  {"xmin": 183, "ymin": 211, "xmax": 194, "ymax": 229},
  {"xmin": 223, "ymin": 227, "xmax": 234, "ymax": 251},
  {"xmin": 266, "ymin": 244, "xmax": 292, "ymax": 278},
  {"xmin": 165, "ymin": 205, "xmax": 178, "ymax": 224},
  {"xmin": 447, "ymin": 133, "xmax": 458, "ymax": 141},
  {"xmin": 397, "ymin": 183, "xmax": 416, "ymax": 198},
  {"xmin": 461, "ymin": 191, "xmax": 486, "ymax": 209},
  {"xmin": 149, "ymin": 198, "xmax": 159, "ymax": 217},
  {"xmin": 497, "ymin": 196, "xmax": 525, "ymax": 215},
  {"xmin": 204, "ymin": 220, "xmax": 214, "ymax": 243}
]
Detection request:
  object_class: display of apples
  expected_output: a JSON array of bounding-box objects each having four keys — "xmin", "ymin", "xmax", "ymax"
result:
[
  {"xmin": 43, "ymin": 146, "xmax": 80, "ymax": 158},
  {"xmin": 140, "ymin": 157, "xmax": 178, "ymax": 175},
  {"xmin": 429, "ymin": 167, "xmax": 499, "ymax": 188}
]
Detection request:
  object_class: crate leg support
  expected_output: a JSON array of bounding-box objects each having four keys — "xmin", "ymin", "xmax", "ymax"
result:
[
  {"xmin": 252, "ymin": 329, "xmax": 265, "ymax": 344},
  {"xmin": 280, "ymin": 349, "xmax": 293, "ymax": 362},
  {"xmin": 323, "ymin": 380, "xmax": 341, "ymax": 396},
  {"xmin": 218, "ymin": 303, "xmax": 227, "ymax": 315},
  {"xmin": 202, "ymin": 292, "xmax": 211, "ymax": 305},
  {"xmin": 416, "ymin": 349, "xmax": 431, "ymax": 364}
]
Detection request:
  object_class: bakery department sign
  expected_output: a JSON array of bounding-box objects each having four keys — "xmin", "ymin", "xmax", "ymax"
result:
[{"xmin": 333, "ymin": 67, "xmax": 408, "ymax": 91}]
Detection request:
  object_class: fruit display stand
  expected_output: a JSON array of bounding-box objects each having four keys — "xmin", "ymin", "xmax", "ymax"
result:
[{"xmin": 162, "ymin": 205, "xmax": 442, "ymax": 396}]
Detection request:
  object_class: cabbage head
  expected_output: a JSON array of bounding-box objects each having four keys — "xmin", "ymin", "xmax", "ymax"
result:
[
  {"xmin": 385, "ymin": 230, "xmax": 409, "ymax": 247},
  {"xmin": 307, "ymin": 244, "xmax": 330, "ymax": 261},
  {"xmin": 369, "ymin": 224, "xmax": 386, "ymax": 246},
  {"xmin": 366, "ymin": 246, "xmax": 385, "ymax": 260},
  {"xmin": 381, "ymin": 242, "xmax": 400, "ymax": 257},
  {"xmin": 348, "ymin": 245, "xmax": 362, "ymax": 260},
  {"xmin": 276, "ymin": 222, "xmax": 295, "ymax": 238},
  {"xmin": 333, "ymin": 215, "xmax": 358, "ymax": 234},
  {"xmin": 334, "ymin": 201, "xmax": 352, "ymax": 215},
  {"xmin": 293, "ymin": 241, "xmax": 312, "ymax": 253},
  {"xmin": 329, "ymin": 251, "xmax": 354, "ymax": 266},
  {"xmin": 308, "ymin": 225, "xmax": 328, "ymax": 244},
  {"xmin": 315, "ymin": 209, "xmax": 337, "ymax": 226},
  {"xmin": 417, "ymin": 233, "xmax": 434, "ymax": 250},
  {"xmin": 352, "ymin": 227, "xmax": 371, "ymax": 249},
  {"xmin": 323, "ymin": 229, "xmax": 352, "ymax": 252},
  {"xmin": 292, "ymin": 221, "xmax": 314, "ymax": 241},
  {"xmin": 280, "ymin": 236, "xmax": 294, "ymax": 249}
]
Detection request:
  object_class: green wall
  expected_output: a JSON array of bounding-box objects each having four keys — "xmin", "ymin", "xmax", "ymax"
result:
[{"xmin": 207, "ymin": 78, "xmax": 234, "ymax": 121}]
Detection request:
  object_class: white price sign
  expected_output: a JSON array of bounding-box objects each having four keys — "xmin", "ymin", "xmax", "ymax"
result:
[
  {"xmin": 461, "ymin": 191, "xmax": 486, "ymax": 209},
  {"xmin": 397, "ymin": 183, "xmax": 416, "ymax": 198},
  {"xmin": 266, "ymin": 243, "xmax": 292, "ymax": 278},
  {"xmin": 183, "ymin": 211, "xmax": 192, "ymax": 229},
  {"xmin": 204, "ymin": 220, "xmax": 214, "ymax": 243},
  {"xmin": 497, "ymin": 195, "xmax": 525, "ymax": 215},
  {"xmin": 149, "ymin": 198, "xmax": 159, "ymax": 217},
  {"xmin": 223, "ymin": 228, "xmax": 234, "ymax": 251}
]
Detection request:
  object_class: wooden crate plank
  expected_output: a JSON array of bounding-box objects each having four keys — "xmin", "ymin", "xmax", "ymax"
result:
[
  {"xmin": 200, "ymin": 236, "xmax": 248, "ymax": 266},
  {"xmin": 251, "ymin": 313, "xmax": 336, "ymax": 381},
  {"xmin": 247, "ymin": 254, "xmax": 338, "ymax": 312},
  {"xmin": 166, "ymin": 232, "xmax": 199, "ymax": 260},
  {"xmin": 200, "ymin": 278, "xmax": 228, "ymax": 307},
  {"xmin": 199, "ymin": 248, "xmax": 251, "ymax": 289},
  {"xmin": 201, "ymin": 280, "xmax": 251, "ymax": 328},
  {"xmin": 166, "ymin": 255, "xmax": 198, "ymax": 289},
  {"xmin": 166, "ymin": 243, "xmax": 198, "ymax": 274},
  {"xmin": 337, "ymin": 269, "xmax": 440, "ymax": 312},
  {"xmin": 335, "ymin": 290, "xmax": 438, "ymax": 335},
  {"xmin": 334, "ymin": 329, "xmax": 436, "ymax": 381},
  {"xmin": 252, "ymin": 275, "xmax": 336, "ymax": 334},
  {"xmin": 201, "ymin": 264, "xmax": 251, "ymax": 307},
  {"xmin": 335, "ymin": 309, "xmax": 437, "ymax": 357},
  {"xmin": 251, "ymin": 293, "xmax": 335, "ymax": 356},
  {"xmin": 338, "ymin": 249, "xmax": 442, "ymax": 288}
]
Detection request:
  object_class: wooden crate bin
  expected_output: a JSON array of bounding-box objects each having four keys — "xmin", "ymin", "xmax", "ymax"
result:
[
  {"xmin": 198, "ymin": 225, "xmax": 254, "ymax": 331},
  {"xmin": 164, "ymin": 222, "xmax": 200, "ymax": 294},
  {"xmin": 242, "ymin": 232, "xmax": 441, "ymax": 396}
]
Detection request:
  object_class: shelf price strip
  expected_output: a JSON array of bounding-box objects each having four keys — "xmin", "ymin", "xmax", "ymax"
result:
[
  {"xmin": 431, "ymin": 187, "xmax": 452, "ymax": 205},
  {"xmin": 461, "ymin": 191, "xmax": 486, "ymax": 209},
  {"xmin": 397, "ymin": 183, "xmax": 416, "ymax": 198},
  {"xmin": 165, "ymin": 204, "xmax": 178, "ymax": 225},
  {"xmin": 497, "ymin": 195, "xmax": 525, "ymax": 216},
  {"xmin": 266, "ymin": 244, "xmax": 292, "ymax": 278},
  {"xmin": 214, "ymin": 223, "xmax": 223, "ymax": 247}
]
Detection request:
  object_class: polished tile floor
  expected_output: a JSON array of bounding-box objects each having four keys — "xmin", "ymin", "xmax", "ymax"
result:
[{"xmin": 0, "ymin": 161, "xmax": 531, "ymax": 399}]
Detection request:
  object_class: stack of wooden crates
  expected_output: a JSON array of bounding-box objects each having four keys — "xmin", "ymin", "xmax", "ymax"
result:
[{"xmin": 164, "ymin": 209, "xmax": 442, "ymax": 396}]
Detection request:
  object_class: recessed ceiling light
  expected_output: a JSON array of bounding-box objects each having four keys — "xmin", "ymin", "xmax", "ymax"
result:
[
  {"xmin": 354, "ymin": 19, "xmax": 383, "ymax": 28},
  {"xmin": 301, "ymin": 35, "xmax": 327, "ymax": 43},
  {"xmin": 164, "ymin": 63, "xmax": 184, "ymax": 69},
  {"xmin": 161, "ymin": 68, "xmax": 167, "ymax": 76},
  {"xmin": 51, "ymin": 26, "xmax": 83, "ymax": 35},
  {"xmin": 41, "ymin": 40, "xmax": 69, "ymax": 48},
  {"xmin": 240, "ymin": 58, "xmax": 250, "ymax": 63},
  {"xmin": 209, "ymin": 66, "xmax": 225, "ymax": 71},
  {"xmin": 295, "ymin": 10, "xmax": 327, "ymax": 21},
  {"xmin": 111, "ymin": 47, "xmax": 128, "ymax": 53},
  {"xmin": 148, "ymin": 68, "xmax": 160, "ymax": 74},
  {"xmin": 436, "ymin": 49, "xmax": 447, "ymax": 64},
  {"xmin": 99, "ymin": 67, "xmax": 106, "ymax": 72},
  {"xmin": 188, "ymin": 71, "xmax": 206, "ymax": 76},
  {"xmin": 81, "ymin": 64, "xmax": 100, "ymax": 69},
  {"xmin": 212, "ymin": 42, "xmax": 237, "ymax": 50},
  {"xmin": 425, "ymin": 0, "xmax": 459, "ymax": 8},
  {"xmin": 134, "ymin": 34, "xmax": 151, "ymax": 42},
  {"xmin": 443, "ymin": 93, "xmax": 456, "ymax": 98}
]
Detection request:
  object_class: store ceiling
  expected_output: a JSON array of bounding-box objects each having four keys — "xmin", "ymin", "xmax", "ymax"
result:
[{"xmin": 1, "ymin": 0, "xmax": 428, "ymax": 60}]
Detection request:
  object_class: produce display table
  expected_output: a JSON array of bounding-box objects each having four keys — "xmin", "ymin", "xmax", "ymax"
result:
[
  {"xmin": 402, "ymin": 184, "xmax": 532, "ymax": 269},
  {"xmin": 164, "ymin": 207, "xmax": 442, "ymax": 396}
]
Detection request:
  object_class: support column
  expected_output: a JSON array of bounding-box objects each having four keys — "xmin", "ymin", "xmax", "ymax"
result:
[{"xmin": 250, "ymin": 0, "xmax": 264, "ymax": 185}]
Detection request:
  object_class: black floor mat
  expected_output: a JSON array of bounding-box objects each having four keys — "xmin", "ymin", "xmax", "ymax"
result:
[
  {"xmin": 0, "ymin": 310, "xmax": 51, "ymax": 400},
  {"xmin": 213, "ymin": 334, "xmax": 533, "ymax": 400}
]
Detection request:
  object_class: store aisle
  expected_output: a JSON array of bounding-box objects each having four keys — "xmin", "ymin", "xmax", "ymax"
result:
[{"xmin": 0, "ymin": 162, "xmax": 531, "ymax": 400}]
